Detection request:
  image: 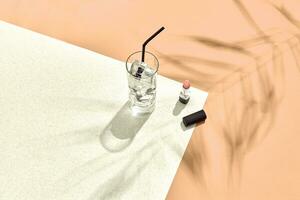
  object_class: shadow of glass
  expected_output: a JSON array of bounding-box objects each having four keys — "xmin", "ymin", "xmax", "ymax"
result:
[{"xmin": 100, "ymin": 101, "xmax": 151, "ymax": 152}]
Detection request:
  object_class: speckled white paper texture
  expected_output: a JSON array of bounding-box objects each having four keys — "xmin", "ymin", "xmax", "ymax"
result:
[{"xmin": 0, "ymin": 21, "xmax": 208, "ymax": 200}]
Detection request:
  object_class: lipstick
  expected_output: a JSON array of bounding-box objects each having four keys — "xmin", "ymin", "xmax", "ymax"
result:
[{"xmin": 179, "ymin": 80, "xmax": 191, "ymax": 104}]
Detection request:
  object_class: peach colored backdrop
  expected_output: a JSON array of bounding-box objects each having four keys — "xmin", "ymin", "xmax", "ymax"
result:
[{"xmin": 1, "ymin": 0, "xmax": 300, "ymax": 199}]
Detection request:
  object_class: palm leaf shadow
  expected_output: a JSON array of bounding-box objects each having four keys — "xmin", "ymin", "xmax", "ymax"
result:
[{"xmin": 161, "ymin": 0, "xmax": 300, "ymax": 195}]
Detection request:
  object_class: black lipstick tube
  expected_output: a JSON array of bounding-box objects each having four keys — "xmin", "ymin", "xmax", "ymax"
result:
[{"xmin": 182, "ymin": 110, "xmax": 207, "ymax": 127}]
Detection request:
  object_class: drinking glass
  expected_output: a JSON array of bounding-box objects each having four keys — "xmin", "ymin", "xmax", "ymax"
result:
[{"xmin": 125, "ymin": 51, "xmax": 159, "ymax": 114}]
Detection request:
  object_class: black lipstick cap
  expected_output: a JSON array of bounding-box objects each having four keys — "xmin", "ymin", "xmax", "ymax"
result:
[{"xmin": 182, "ymin": 109, "xmax": 207, "ymax": 127}]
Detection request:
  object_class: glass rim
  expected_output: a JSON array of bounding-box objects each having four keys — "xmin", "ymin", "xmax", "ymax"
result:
[{"xmin": 125, "ymin": 51, "xmax": 159, "ymax": 78}]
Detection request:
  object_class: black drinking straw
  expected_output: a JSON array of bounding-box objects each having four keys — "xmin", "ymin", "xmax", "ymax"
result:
[{"xmin": 141, "ymin": 27, "xmax": 165, "ymax": 62}]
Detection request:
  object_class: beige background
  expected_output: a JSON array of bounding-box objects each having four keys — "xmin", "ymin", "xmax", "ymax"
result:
[{"xmin": 0, "ymin": 0, "xmax": 300, "ymax": 199}]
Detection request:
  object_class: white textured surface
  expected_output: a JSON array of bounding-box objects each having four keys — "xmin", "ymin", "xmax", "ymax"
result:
[{"xmin": 0, "ymin": 21, "xmax": 208, "ymax": 200}]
